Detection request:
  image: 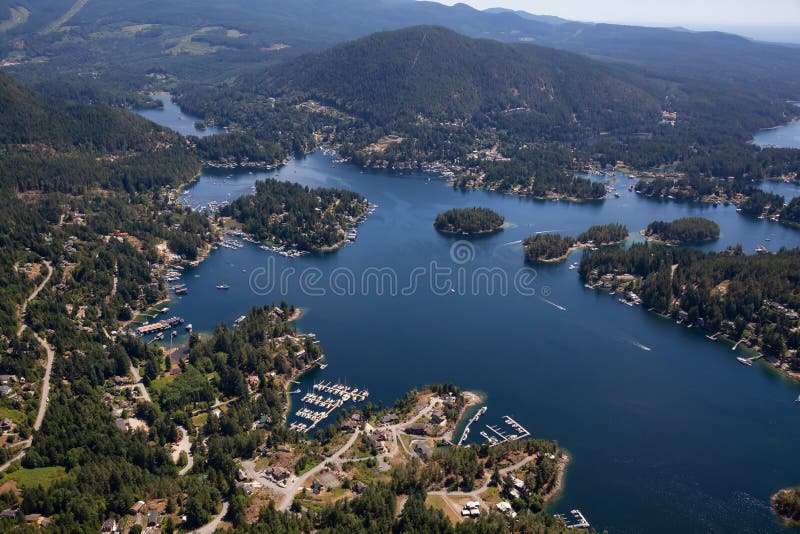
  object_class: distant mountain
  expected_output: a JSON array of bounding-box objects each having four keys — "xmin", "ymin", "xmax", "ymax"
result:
[
  {"xmin": 258, "ymin": 26, "xmax": 661, "ymax": 131},
  {"xmin": 483, "ymin": 7, "xmax": 570, "ymax": 25},
  {"xmin": 2, "ymin": 0, "xmax": 799, "ymax": 100}
]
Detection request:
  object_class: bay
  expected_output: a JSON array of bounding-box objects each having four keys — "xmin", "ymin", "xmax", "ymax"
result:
[{"xmin": 138, "ymin": 104, "xmax": 800, "ymax": 534}]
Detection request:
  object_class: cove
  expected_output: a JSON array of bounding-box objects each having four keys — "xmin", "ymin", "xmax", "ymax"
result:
[{"xmin": 138, "ymin": 105, "xmax": 800, "ymax": 534}]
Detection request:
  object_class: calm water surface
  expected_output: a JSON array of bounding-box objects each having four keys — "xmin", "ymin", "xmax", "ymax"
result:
[
  {"xmin": 135, "ymin": 93, "xmax": 224, "ymax": 137},
  {"xmin": 138, "ymin": 105, "xmax": 800, "ymax": 534},
  {"xmin": 753, "ymin": 104, "xmax": 800, "ymax": 149}
]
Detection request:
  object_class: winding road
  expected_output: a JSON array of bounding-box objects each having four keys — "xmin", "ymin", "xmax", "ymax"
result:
[
  {"xmin": 190, "ymin": 501, "xmax": 229, "ymax": 534},
  {"xmin": 1, "ymin": 262, "xmax": 55, "ymax": 472}
]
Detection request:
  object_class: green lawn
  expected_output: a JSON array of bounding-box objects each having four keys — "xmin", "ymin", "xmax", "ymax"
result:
[
  {"xmin": 6, "ymin": 467, "xmax": 67, "ymax": 489},
  {"xmin": 0, "ymin": 406, "xmax": 26, "ymax": 422}
]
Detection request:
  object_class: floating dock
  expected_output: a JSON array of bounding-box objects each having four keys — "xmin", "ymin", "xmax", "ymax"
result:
[
  {"xmin": 312, "ymin": 381, "xmax": 369, "ymax": 402},
  {"xmin": 136, "ymin": 316, "xmax": 185, "ymax": 336},
  {"xmin": 290, "ymin": 381, "xmax": 370, "ymax": 433},
  {"xmin": 458, "ymin": 406, "xmax": 487, "ymax": 446},
  {"xmin": 484, "ymin": 415, "xmax": 531, "ymax": 447}
]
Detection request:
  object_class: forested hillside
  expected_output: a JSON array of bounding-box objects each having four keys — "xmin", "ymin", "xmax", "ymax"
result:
[{"xmin": 259, "ymin": 26, "xmax": 661, "ymax": 132}]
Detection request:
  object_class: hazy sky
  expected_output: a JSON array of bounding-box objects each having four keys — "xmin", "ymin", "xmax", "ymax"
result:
[{"xmin": 435, "ymin": 0, "xmax": 800, "ymax": 25}]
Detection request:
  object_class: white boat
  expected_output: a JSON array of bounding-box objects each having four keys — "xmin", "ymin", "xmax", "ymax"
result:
[
  {"xmin": 736, "ymin": 357, "xmax": 753, "ymax": 367},
  {"xmin": 216, "ymin": 284, "xmax": 230, "ymax": 290}
]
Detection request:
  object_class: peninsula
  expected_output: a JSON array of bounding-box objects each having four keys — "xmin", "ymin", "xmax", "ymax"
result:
[{"xmin": 524, "ymin": 223, "xmax": 628, "ymax": 263}]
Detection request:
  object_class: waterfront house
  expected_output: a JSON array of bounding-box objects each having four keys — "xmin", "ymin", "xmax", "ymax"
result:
[
  {"xmin": 430, "ymin": 410, "xmax": 446, "ymax": 425},
  {"xmin": 101, "ymin": 518, "xmax": 118, "ymax": 532},
  {"xmin": 147, "ymin": 509, "xmax": 158, "ymax": 527},
  {"xmin": 352, "ymin": 480, "xmax": 368, "ymax": 494},
  {"xmin": 0, "ymin": 418, "xmax": 13, "ymax": 431},
  {"xmin": 311, "ymin": 479, "xmax": 324, "ymax": 494},
  {"xmin": 340, "ymin": 420, "xmax": 359, "ymax": 432},
  {"xmin": 378, "ymin": 413, "xmax": 399, "ymax": 425}
]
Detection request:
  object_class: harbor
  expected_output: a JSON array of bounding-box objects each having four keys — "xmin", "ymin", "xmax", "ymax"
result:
[
  {"xmin": 149, "ymin": 149, "xmax": 800, "ymax": 533},
  {"xmin": 479, "ymin": 415, "xmax": 531, "ymax": 447},
  {"xmin": 289, "ymin": 381, "xmax": 370, "ymax": 433},
  {"xmin": 554, "ymin": 509, "xmax": 591, "ymax": 530}
]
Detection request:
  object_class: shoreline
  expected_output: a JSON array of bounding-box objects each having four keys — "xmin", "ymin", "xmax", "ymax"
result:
[
  {"xmin": 543, "ymin": 451, "xmax": 570, "ymax": 506},
  {"xmin": 532, "ymin": 237, "xmax": 628, "ymax": 264}
]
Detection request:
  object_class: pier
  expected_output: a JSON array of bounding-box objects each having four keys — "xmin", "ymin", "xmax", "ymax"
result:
[
  {"xmin": 484, "ymin": 415, "xmax": 531, "ymax": 447},
  {"xmin": 458, "ymin": 406, "xmax": 486, "ymax": 446},
  {"xmin": 555, "ymin": 510, "xmax": 590, "ymax": 530},
  {"xmin": 136, "ymin": 316, "xmax": 184, "ymax": 336},
  {"xmin": 312, "ymin": 381, "xmax": 370, "ymax": 402}
]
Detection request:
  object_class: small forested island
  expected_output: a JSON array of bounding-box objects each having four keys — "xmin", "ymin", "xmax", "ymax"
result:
[
  {"xmin": 221, "ymin": 178, "xmax": 371, "ymax": 251},
  {"xmin": 524, "ymin": 223, "xmax": 629, "ymax": 263},
  {"xmin": 576, "ymin": 223, "xmax": 629, "ymax": 245},
  {"xmin": 773, "ymin": 488, "xmax": 800, "ymax": 525},
  {"xmin": 434, "ymin": 207, "xmax": 505, "ymax": 234},
  {"xmin": 644, "ymin": 217, "xmax": 721, "ymax": 244},
  {"xmin": 580, "ymin": 244, "xmax": 800, "ymax": 377}
]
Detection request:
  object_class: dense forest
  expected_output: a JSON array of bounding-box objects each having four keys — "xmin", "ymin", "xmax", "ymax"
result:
[
  {"xmin": 524, "ymin": 224, "xmax": 628, "ymax": 262},
  {"xmin": 645, "ymin": 218, "xmax": 720, "ymax": 243},
  {"xmin": 434, "ymin": 208, "xmax": 505, "ymax": 234},
  {"xmin": 221, "ymin": 179, "xmax": 370, "ymax": 251},
  {"xmin": 576, "ymin": 224, "xmax": 629, "ymax": 245},
  {"xmin": 523, "ymin": 234, "xmax": 574, "ymax": 263},
  {"xmin": 580, "ymin": 244, "xmax": 800, "ymax": 369}
]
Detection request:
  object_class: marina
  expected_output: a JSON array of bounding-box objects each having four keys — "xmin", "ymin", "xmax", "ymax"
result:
[
  {"xmin": 483, "ymin": 415, "xmax": 531, "ymax": 447},
  {"xmin": 287, "ymin": 381, "xmax": 371, "ymax": 433},
  {"xmin": 555, "ymin": 509, "xmax": 591, "ymax": 530},
  {"xmin": 458, "ymin": 406, "xmax": 487, "ymax": 446},
  {"xmin": 312, "ymin": 380, "xmax": 369, "ymax": 402},
  {"xmin": 135, "ymin": 316, "xmax": 185, "ymax": 336}
]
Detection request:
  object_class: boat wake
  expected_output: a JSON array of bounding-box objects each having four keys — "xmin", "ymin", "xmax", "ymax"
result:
[
  {"xmin": 540, "ymin": 297, "xmax": 567, "ymax": 311},
  {"xmin": 629, "ymin": 339, "xmax": 652, "ymax": 352},
  {"xmin": 501, "ymin": 239, "xmax": 523, "ymax": 246}
]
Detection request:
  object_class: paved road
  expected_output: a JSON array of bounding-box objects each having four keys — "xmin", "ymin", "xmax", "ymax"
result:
[
  {"xmin": 17, "ymin": 261, "xmax": 53, "ymax": 337},
  {"xmin": 174, "ymin": 426, "xmax": 194, "ymax": 475},
  {"xmin": 1, "ymin": 262, "xmax": 54, "ymax": 473},
  {"xmin": 129, "ymin": 364, "xmax": 152, "ymax": 402},
  {"xmin": 190, "ymin": 501, "xmax": 228, "ymax": 534},
  {"xmin": 277, "ymin": 429, "xmax": 363, "ymax": 511},
  {"xmin": 32, "ymin": 331, "xmax": 54, "ymax": 432}
]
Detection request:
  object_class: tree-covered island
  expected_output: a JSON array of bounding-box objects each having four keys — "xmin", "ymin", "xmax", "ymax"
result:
[
  {"xmin": 434, "ymin": 207, "xmax": 505, "ymax": 234},
  {"xmin": 524, "ymin": 223, "xmax": 629, "ymax": 263},
  {"xmin": 773, "ymin": 488, "xmax": 800, "ymax": 526},
  {"xmin": 220, "ymin": 178, "xmax": 371, "ymax": 251},
  {"xmin": 644, "ymin": 217, "xmax": 721, "ymax": 244}
]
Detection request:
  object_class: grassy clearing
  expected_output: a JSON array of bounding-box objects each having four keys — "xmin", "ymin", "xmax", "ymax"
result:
[{"xmin": 6, "ymin": 467, "xmax": 67, "ymax": 489}]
